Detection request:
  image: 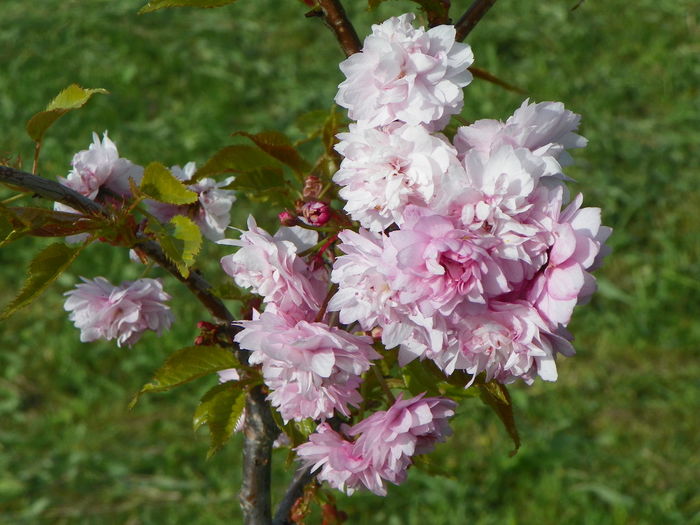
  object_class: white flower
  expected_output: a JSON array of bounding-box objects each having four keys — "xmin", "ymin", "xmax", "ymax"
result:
[
  {"xmin": 57, "ymin": 131, "xmax": 143, "ymax": 200},
  {"xmin": 336, "ymin": 13, "xmax": 473, "ymax": 130},
  {"xmin": 334, "ymin": 122, "xmax": 463, "ymax": 231},
  {"xmin": 454, "ymin": 99, "xmax": 587, "ymax": 177}
]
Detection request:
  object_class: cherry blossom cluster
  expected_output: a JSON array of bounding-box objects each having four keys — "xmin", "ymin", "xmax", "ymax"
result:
[
  {"xmin": 59, "ymin": 133, "xmax": 235, "ymax": 345},
  {"xmin": 216, "ymin": 12, "xmax": 610, "ymax": 497},
  {"xmin": 296, "ymin": 394, "xmax": 456, "ymax": 495},
  {"xmin": 219, "ymin": 216, "xmax": 456, "ymax": 493},
  {"xmin": 219, "ymin": 218, "xmax": 382, "ymax": 423},
  {"xmin": 52, "ymin": 11, "xmax": 611, "ymax": 500},
  {"xmin": 330, "ymin": 13, "xmax": 611, "ymax": 386}
]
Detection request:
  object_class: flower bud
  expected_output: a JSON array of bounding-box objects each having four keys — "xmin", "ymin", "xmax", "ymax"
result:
[
  {"xmin": 278, "ymin": 210, "xmax": 297, "ymax": 226},
  {"xmin": 301, "ymin": 201, "xmax": 331, "ymax": 226}
]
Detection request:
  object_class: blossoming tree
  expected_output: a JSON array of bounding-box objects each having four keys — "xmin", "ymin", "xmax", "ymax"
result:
[{"xmin": 0, "ymin": 1, "xmax": 610, "ymax": 523}]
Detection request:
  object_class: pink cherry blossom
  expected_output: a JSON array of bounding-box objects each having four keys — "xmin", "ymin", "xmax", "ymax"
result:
[
  {"xmin": 348, "ymin": 393, "xmax": 456, "ymax": 495},
  {"xmin": 55, "ymin": 132, "xmax": 143, "ymax": 244},
  {"xmin": 235, "ymin": 309, "xmax": 380, "ymax": 422},
  {"xmin": 64, "ymin": 277, "xmax": 173, "ymax": 347},
  {"xmin": 56, "ymin": 132, "xmax": 143, "ymax": 201},
  {"xmin": 434, "ymin": 301, "xmax": 575, "ymax": 384},
  {"xmin": 219, "ymin": 216, "xmax": 326, "ymax": 312},
  {"xmin": 528, "ymin": 194, "xmax": 612, "ymax": 327},
  {"xmin": 295, "ymin": 423, "xmax": 368, "ymax": 495},
  {"xmin": 328, "ymin": 228, "xmax": 457, "ymax": 363},
  {"xmin": 336, "ymin": 13, "xmax": 473, "ymax": 129},
  {"xmin": 296, "ymin": 394, "xmax": 456, "ymax": 496},
  {"xmin": 387, "ymin": 206, "xmax": 509, "ymax": 315},
  {"xmin": 328, "ymin": 228, "xmax": 400, "ymax": 330},
  {"xmin": 333, "ymin": 122, "xmax": 463, "ymax": 231},
  {"xmin": 435, "ymin": 145, "xmax": 563, "ymax": 284},
  {"xmin": 454, "ymin": 99, "xmax": 587, "ymax": 177}
]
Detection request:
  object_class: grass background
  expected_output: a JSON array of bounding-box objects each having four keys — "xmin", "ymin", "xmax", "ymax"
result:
[{"xmin": 1, "ymin": 0, "xmax": 699, "ymax": 523}]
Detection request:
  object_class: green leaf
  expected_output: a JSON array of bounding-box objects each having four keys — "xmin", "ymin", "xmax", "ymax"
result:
[
  {"xmin": 235, "ymin": 131, "xmax": 311, "ymax": 175},
  {"xmin": 0, "ymin": 242, "xmax": 83, "ymax": 320},
  {"xmin": 140, "ymin": 162, "xmax": 198, "ymax": 204},
  {"xmin": 193, "ymin": 382, "xmax": 247, "ymax": 458},
  {"xmin": 295, "ymin": 109, "xmax": 329, "ymax": 139},
  {"xmin": 148, "ymin": 215, "xmax": 202, "ymax": 278},
  {"xmin": 133, "ymin": 345, "xmax": 240, "ymax": 406},
  {"xmin": 170, "ymin": 215, "xmax": 202, "ymax": 270},
  {"xmin": 401, "ymin": 360, "xmax": 442, "ymax": 397},
  {"xmin": 193, "ymin": 145, "xmax": 279, "ymax": 181},
  {"xmin": 279, "ymin": 418, "xmax": 317, "ymax": 448},
  {"xmin": 294, "ymin": 418, "xmax": 317, "ymax": 438},
  {"xmin": 224, "ymin": 167, "xmax": 293, "ymax": 207},
  {"xmin": 26, "ymin": 84, "xmax": 108, "ymax": 143},
  {"xmin": 139, "ymin": 0, "xmax": 237, "ymax": 13},
  {"xmin": 225, "ymin": 167, "xmax": 286, "ymax": 193},
  {"xmin": 479, "ymin": 382, "xmax": 521, "ymax": 456}
]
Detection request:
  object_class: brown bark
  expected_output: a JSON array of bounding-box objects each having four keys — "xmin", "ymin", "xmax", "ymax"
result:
[
  {"xmin": 314, "ymin": 0, "xmax": 361, "ymax": 57},
  {"xmin": 455, "ymin": 0, "xmax": 498, "ymax": 41},
  {"xmin": 240, "ymin": 385, "xmax": 281, "ymax": 525},
  {"xmin": 273, "ymin": 467, "xmax": 316, "ymax": 525}
]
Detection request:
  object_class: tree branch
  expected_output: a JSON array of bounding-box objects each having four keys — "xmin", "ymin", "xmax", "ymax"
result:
[
  {"xmin": 426, "ymin": 0, "xmax": 452, "ymax": 27},
  {"xmin": 455, "ymin": 0, "xmax": 498, "ymax": 41},
  {"xmin": 313, "ymin": 0, "xmax": 362, "ymax": 57},
  {"xmin": 0, "ymin": 165, "xmax": 245, "ymax": 360},
  {"xmin": 0, "ymin": 165, "xmax": 290, "ymax": 523},
  {"xmin": 273, "ymin": 467, "xmax": 316, "ymax": 525},
  {"xmin": 240, "ymin": 385, "xmax": 281, "ymax": 525},
  {"xmin": 0, "ymin": 165, "xmax": 104, "ymax": 216}
]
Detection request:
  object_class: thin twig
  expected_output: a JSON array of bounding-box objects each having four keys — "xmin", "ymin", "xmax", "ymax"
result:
[
  {"xmin": 32, "ymin": 142, "xmax": 41, "ymax": 175},
  {"xmin": 469, "ymin": 65, "xmax": 526, "ymax": 94},
  {"xmin": 314, "ymin": 283, "xmax": 339, "ymax": 323},
  {"xmin": 272, "ymin": 467, "xmax": 316, "ymax": 525},
  {"xmin": 314, "ymin": 0, "xmax": 362, "ymax": 57},
  {"xmin": 455, "ymin": 0, "xmax": 498, "ymax": 41}
]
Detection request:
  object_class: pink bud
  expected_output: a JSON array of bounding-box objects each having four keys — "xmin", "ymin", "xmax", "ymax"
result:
[
  {"xmin": 278, "ymin": 210, "xmax": 297, "ymax": 226},
  {"xmin": 301, "ymin": 201, "xmax": 331, "ymax": 226}
]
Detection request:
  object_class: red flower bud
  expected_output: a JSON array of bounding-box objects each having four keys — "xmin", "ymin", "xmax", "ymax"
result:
[{"xmin": 301, "ymin": 201, "xmax": 331, "ymax": 226}]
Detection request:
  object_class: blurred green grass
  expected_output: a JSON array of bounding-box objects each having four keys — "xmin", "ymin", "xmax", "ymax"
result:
[{"xmin": 1, "ymin": 0, "xmax": 699, "ymax": 523}]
